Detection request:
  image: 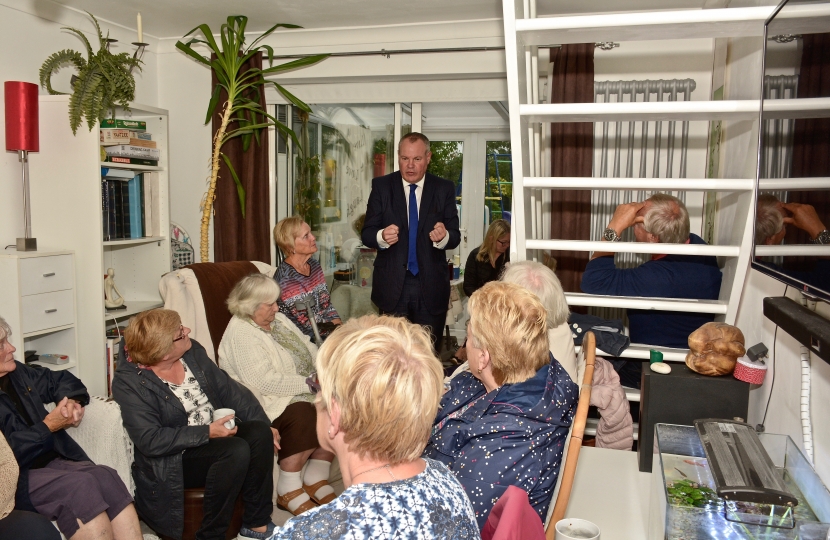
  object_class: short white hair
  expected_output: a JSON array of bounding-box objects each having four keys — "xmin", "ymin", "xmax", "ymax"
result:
[
  {"xmin": 644, "ymin": 193, "xmax": 690, "ymax": 244},
  {"xmin": 756, "ymin": 194, "xmax": 784, "ymax": 244},
  {"xmin": 0, "ymin": 316, "xmax": 11, "ymax": 342},
  {"xmin": 226, "ymin": 274, "xmax": 280, "ymax": 319},
  {"xmin": 501, "ymin": 261, "xmax": 570, "ymax": 327}
]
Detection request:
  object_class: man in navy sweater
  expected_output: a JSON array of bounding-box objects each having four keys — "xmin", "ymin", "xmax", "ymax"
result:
[{"xmin": 581, "ymin": 194, "xmax": 722, "ymax": 388}]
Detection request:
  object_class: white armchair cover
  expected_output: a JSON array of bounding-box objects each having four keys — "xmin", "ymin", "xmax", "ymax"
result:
[{"xmin": 158, "ymin": 261, "xmax": 276, "ymax": 362}]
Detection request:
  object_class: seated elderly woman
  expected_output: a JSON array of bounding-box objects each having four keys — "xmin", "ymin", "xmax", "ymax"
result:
[
  {"xmin": 274, "ymin": 216, "xmax": 341, "ymax": 341},
  {"xmin": 219, "ymin": 273, "xmax": 336, "ymax": 516},
  {"xmin": 113, "ymin": 309, "xmax": 279, "ymax": 540},
  {"xmin": 0, "ymin": 316, "xmax": 141, "ymax": 540},
  {"xmin": 501, "ymin": 260, "xmax": 578, "ymax": 383},
  {"xmin": 0, "ymin": 431, "xmax": 60, "ymax": 540},
  {"xmin": 268, "ymin": 315, "xmax": 478, "ymax": 539},
  {"xmin": 425, "ymin": 281, "xmax": 579, "ymax": 528}
]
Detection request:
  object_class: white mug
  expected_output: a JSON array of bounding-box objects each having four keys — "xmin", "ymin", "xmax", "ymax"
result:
[
  {"xmin": 213, "ymin": 408, "xmax": 235, "ymax": 429},
  {"xmin": 554, "ymin": 518, "xmax": 600, "ymax": 540}
]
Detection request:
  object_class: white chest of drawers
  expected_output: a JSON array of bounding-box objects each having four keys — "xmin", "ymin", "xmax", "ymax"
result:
[{"xmin": 0, "ymin": 250, "xmax": 79, "ymax": 373}]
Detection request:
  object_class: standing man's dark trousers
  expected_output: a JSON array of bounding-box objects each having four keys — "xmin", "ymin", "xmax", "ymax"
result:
[{"xmin": 382, "ymin": 271, "xmax": 447, "ymax": 352}]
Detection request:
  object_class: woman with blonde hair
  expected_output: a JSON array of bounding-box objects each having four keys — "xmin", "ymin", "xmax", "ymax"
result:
[
  {"xmin": 273, "ymin": 217, "xmax": 341, "ymax": 341},
  {"xmin": 425, "ymin": 281, "xmax": 578, "ymax": 528},
  {"xmin": 269, "ymin": 315, "xmax": 478, "ymax": 539},
  {"xmin": 462, "ymin": 218, "xmax": 510, "ymax": 297},
  {"xmin": 219, "ymin": 273, "xmax": 335, "ymax": 517}
]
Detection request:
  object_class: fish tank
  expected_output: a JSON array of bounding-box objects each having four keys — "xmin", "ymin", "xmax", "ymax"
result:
[{"xmin": 649, "ymin": 424, "xmax": 830, "ymax": 539}]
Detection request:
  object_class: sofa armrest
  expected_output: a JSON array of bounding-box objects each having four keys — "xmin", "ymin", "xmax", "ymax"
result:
[{"xmin": 66, "ymin": 396, "xmax": 135, "ymax": 495}]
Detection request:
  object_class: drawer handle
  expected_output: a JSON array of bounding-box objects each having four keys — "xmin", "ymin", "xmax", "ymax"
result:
[
  {"xmin": 42, "ymin": 272, "xmax": 56, "ymax": 277},
  {"xmin": 44, "ymin": 309, "xmax": 57, "ymax": 313}
]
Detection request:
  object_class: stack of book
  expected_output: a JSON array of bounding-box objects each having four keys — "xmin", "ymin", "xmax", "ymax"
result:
[
  {"xmin": 101, "ymin": 168, "xmax": 160, "ymax": 241},
  {"xmin": 100, "ymin": 119, "xmax": 161, "ymax": 166}
]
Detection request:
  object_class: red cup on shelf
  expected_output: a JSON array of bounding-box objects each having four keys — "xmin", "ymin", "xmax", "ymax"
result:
[{"xmin": 733, "ymin": 356, "xmax": 767, "ymax": 385}]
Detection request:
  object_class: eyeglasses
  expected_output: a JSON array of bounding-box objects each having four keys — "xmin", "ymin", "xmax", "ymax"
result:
[
  {"xmin": 306, "ymin": 374, "xmax": 321, "ymax": 394},
  {"xmin": 173, "ymin": 325, "xmax": 186, "ymax": 342},
  {"xmin": 496, "ymin": 238, "xmax": 510, "ymax": 247}
]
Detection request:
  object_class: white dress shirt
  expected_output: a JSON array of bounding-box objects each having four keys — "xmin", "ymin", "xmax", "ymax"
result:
[{"xmin": 376, "ymin": 176, "xmax": 450, "ymax": 250}]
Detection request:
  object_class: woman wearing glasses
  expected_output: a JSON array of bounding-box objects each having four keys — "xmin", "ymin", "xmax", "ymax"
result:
[
  {"xmin": 219, "ymin": 273, "xmax": 336, "ymax": 517},
  {"xmin": 112, "ymin": 309, "xmax": 279, "ymax": 540},
  {"xmin": 462, "ymin": 219, "xmax": 510, "ymax": 297},
  {"xmin": 268, "ymin": 315, "xmax": 478, "ymax": 540}
]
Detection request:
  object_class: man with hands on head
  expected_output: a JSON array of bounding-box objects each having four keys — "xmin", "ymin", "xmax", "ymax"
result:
[
  {"xmin": 361, "ymin": 132, "xmax": 461, "ymax": 351},
  {"xmin": 581, "ymin": 194, "xmax": 722, "ymax": 388},
  {"xmin": 756, "ymin": 194, "xmax": 830, "ymax": 246}
]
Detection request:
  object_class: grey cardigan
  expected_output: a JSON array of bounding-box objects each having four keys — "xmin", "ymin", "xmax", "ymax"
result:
[{"xmin": 111, "ymin": 339, "xmax": 269, "ymax": 539}]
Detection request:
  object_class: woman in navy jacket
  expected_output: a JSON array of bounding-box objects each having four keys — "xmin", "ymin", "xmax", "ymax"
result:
[{"xmin": 424, "ymin": 282, "xmax": 578, "ymax": 529}]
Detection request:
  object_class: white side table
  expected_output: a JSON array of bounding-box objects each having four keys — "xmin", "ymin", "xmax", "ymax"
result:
[
  {"xmin": 0, "ymin": 250, "xmax": 79, "ymax": 374},
  {"xmin": 564, "ymin": 447, "xmax": 652, "ymax": 540}
]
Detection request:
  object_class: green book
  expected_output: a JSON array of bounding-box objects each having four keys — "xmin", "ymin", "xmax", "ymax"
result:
[{"xmin": 100, "ymin": 119, "xmax": 147, "ymax": 131}]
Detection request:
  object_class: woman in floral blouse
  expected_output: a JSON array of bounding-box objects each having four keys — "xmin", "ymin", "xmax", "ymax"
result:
[
  {"xmin": 425, "ymin": 281, "xmax": 579, "ymax": 528},
  {"xmin": 268, "ymin": 315, "xmax": 478, "ymax": 540},
  {"xmin": 219, "ymin": 274, "xmax": 335, "ymax": 517}
]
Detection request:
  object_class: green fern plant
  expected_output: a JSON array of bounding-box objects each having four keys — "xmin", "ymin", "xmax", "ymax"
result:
[
  {"xmin": 176, "ymin": 15, "xmax": 327, "ymax": 262},
  {"xmin": 39, "ymin": 12, "xmax": 142, "ymax": 134}
]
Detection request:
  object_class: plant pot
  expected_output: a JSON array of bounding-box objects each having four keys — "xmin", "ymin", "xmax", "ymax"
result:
[{"xmin": 373, "ymin": 154, "xmax": 386, "ymax": 178}]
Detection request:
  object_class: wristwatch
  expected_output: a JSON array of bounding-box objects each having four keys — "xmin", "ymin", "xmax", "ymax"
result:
[
  {"xmin": 603, "ymin": 228, "xmax": 621, "ymax": 242},
  {"xmin": 811, "ymin": 229, "xmax": 830, "ymax": 245}
]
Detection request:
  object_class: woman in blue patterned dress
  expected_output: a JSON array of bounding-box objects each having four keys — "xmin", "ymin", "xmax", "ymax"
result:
[
  {"xmin": 268, "ymin": 315, "xmax": 478, "ymax": 540},
  {"xmin": 425, "ymin": 281, "xmax": 579, "ymax": 529},
  {"xmin": 273, "ymin": 217, "xmax": 341, "ymax": 341}
]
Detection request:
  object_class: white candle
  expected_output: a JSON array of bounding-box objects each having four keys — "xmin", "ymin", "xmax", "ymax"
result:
[{"xmin": 137, "ymin": 13, "xmax": 143, "ymax": 43}]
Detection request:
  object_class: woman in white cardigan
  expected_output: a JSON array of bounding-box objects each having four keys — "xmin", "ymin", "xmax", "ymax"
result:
[{"xmin": 219, "ymin": 274, "xmax": 335, "ymax": 517}]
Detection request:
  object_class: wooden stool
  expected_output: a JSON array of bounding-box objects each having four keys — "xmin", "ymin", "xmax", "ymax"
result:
[{"xmin": 160, "ymin": 488, "xmax": 244, "ymax": 540}]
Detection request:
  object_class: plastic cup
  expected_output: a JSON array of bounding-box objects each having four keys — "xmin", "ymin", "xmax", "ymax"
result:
[{"xmin": 554, "ymin": 518, "xmax": 601, "ymax": 540}]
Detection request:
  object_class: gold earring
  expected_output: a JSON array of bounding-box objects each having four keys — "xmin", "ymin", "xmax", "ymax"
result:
[{"xmin": 478, "ymin": 368, "xmax": 483, "ymax": 374}]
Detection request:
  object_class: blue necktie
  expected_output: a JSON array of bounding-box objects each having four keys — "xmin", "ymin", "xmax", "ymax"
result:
[{"xmin": 408, "ymin": 184, "xmax": 419, "ymax": 275}]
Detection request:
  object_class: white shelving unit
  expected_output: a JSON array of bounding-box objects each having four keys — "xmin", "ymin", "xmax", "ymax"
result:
[
  {"xmin": 29, "ymin": 96, "xmax": 171, "ymax": 396},
  {"xmin": 0, "ymin": 251, "xmax": 79, "ymax": 374}
]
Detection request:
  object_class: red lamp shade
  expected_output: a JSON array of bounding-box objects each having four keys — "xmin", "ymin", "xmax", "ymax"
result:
[{"xmin": 5, "ymin": 81, "xmax": 39, "ymax": 152}]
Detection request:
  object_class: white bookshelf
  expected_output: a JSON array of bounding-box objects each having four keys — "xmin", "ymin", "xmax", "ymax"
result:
[{"xmin": 29, "ymin": 96, "xmax": 171, "ymax": 396}]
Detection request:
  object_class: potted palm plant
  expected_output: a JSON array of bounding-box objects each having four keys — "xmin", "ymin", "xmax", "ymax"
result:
[{"xmin": 176, "ymin": 16, "xmax": 326, "ymax": 261}]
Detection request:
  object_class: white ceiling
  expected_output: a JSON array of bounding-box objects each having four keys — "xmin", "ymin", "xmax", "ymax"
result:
[{"xmin": 47, "ymin": 0, "xmax": 710, "ymax": 40}]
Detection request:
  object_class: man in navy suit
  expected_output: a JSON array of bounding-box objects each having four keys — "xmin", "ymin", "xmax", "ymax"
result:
[{"xmin": 362, "ymin": 133, "xmax": 461, "ymax": 350}]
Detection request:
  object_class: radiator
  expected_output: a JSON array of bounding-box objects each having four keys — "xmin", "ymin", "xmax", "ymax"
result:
[{"xmin": 589, "ymin": 79, "xmax": 697, "ymax": 321}]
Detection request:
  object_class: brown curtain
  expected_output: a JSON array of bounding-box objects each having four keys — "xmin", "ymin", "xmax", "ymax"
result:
[
  {"xmin": 211, "ymin": 52, "xmax": 271, "ymax": 263},
  {"xmin": 549, "ymin": 44, "xmax": 595, "ymax": 293},
  {"xmin": 785, "ymin": 33, "xmax": 830, "ymax": 258}
]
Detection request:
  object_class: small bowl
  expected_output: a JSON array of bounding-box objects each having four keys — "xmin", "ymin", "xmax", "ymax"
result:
[{"xmin": 555, "ymin": 518, "xmax": 601, "ymax": 540}]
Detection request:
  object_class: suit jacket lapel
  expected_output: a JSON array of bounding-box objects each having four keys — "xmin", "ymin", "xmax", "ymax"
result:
[
  {"xmin": 419, "ymin": 174, "xmax": 436, "ymax": 234},
  {"xmin": 391, "ymin": 173, "xmax": 408, "ymax": 233}
]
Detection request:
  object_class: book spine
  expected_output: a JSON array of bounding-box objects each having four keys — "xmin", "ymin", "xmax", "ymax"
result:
[
  {"xmin": 121, "ymin": 181, "xmax": 131, "ymax": 239},
  {"xmin": 102, "ymin": 179, "xmax": 111, "ymax": 241},
  {"xmin": 139, "ymin": 174, "xmax": 146, "ymax": 237},
  {"xmin": 105, "ymin": 146, "xmax": 161, "ymax": 159},
  {"xmin": 128, "ymin": 138, "xmax": 157, "ymax": 148},
  {"xmin": 128, "ymin": 175, "xmax": 142, "ymax": 238},
  {"xmin": 132, "ymin": 131, "xmax": 152, "ymax": 141},
  {"xmin": 100, "ymin": 128, "xmax": 131, "ymax": 146},
  {"xmin": 105, "ymin": 156, "xmax": 159, "ymax": 166},
  {"xmin": 111, "ymin": 181, "xmax": 123, "ymax": 239},
  {"xmin": 145, "ymin": 172, "xmax": 160, "ymax": 237},
  {"xmin": 101, "ymin": 119, "xmax": 147, "ymax": 130}
]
